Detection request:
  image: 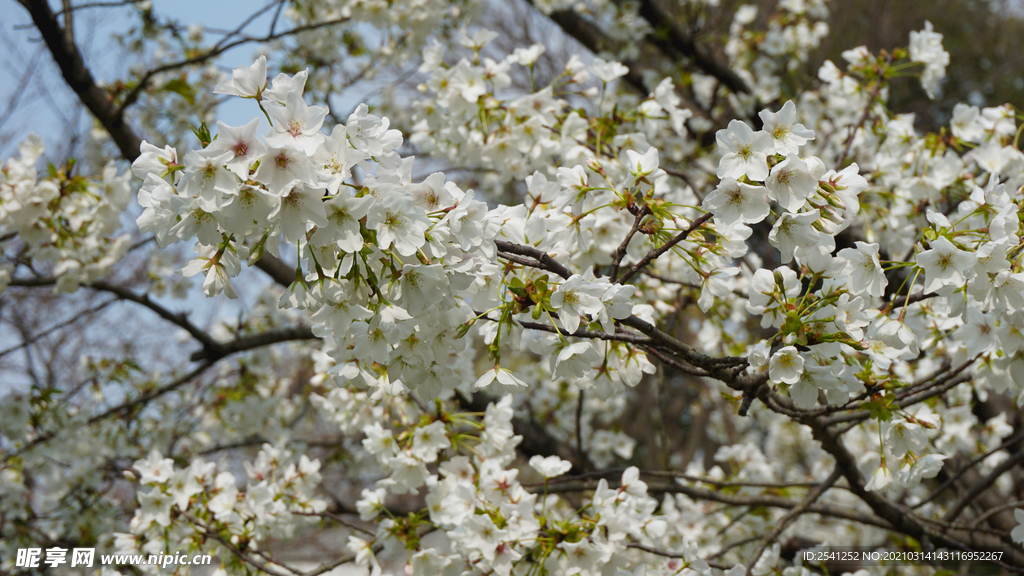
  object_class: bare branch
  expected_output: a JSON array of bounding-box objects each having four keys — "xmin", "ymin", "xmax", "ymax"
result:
[
  {"xmin": 942, "ymin": 446, "xmax": 1024, "ymax": 523},
  {"xmin": 542, "ymin": 479, "xmax": 892, "ymax": 530},
  {"xmin": 16, "ymin": 0, "xmax": 142, "ymax": 160},
  {"xmin": 615, "ymin": 212, "xmax": 713, "ymax": 284},
  {"xmin": 743, "ymin": 466, "xmax": 843, "ymax": 574},
  {"xmin": 184, "ymin": 512, "xmax": 299, "ymax": 575},
  {"xmin": 0, "ymin": 298, "xmax": 116, "ymax": 358},
  {"xmin": 189, "ymin": 326, "xmax": 317, "ymax": 362},
  {"xmin": 1, "ymin": 360, "xmax": 214, "ymax": 464},
  {"xmin": 914, "ymin": 429, "xmax": 1024, "ymax": 510},
  {"xmin": 117, "ymin": 14, "xmax": 353, "ymax": 115},
  {"xmin": 625, "ymin": 0, "xmax": 752, "ymax": 96}
]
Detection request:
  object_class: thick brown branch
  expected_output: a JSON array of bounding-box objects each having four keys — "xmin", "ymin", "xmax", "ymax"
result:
[
  {"xmin": 808, "ymin": 419, "xmax": 1020, "ymax": 566},
  {"xmin": 495, "ymin": 240, "xmax": 573, "ymax": 280},
  {"xmin": 252, "ymin": 252, "xmax": 296, "ymax": 287},
  {"xmin": 628, "ymin": 0, "xmax": 751, "ymax": 96},
  {"xmin": 17, "ymin": 0, "xmax": 142, "ymax": 160},
  {"xmin": 189, "ymin": 326, "xmax": 318, "ymax": 361}
]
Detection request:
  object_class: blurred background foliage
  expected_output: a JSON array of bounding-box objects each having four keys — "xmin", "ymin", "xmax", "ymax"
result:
[{"xmin": 728, "ymin": 0, "xmax": 1024, "ymax": 130}]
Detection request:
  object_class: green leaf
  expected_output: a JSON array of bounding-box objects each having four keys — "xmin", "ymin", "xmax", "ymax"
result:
[
  {"xmin": 163, "ymin": 78, "xmax": 195, "ymax": 105},
  {"xmin": 863, "ymin": 393, "xmax": 896, "ymax": 421}
]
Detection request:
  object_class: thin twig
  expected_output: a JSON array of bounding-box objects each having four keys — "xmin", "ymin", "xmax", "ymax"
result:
[
  {"xmin": 608, "ymin": 205, "xmax": 649, "ymax": 281},
  {"xmin": 616, "ymin": 212, "xmax": 713, "ymax": 284},
  {"xmin": 743, "ymin": 466, "xmax": 842, "ymax": 574},
  {"xmin": 942, "ymin": 447, "xmax": 1024, "ymax": 522},
  {"xmin": 913, "ymin": 429, "xmax": 1024, "ymax": 510},
  {"xmin": 0, "ymin": 298, "xmax": 116, "ymax": 358}
]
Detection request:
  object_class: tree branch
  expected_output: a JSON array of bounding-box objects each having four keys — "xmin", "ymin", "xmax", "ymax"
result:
[
  {"xmin": 914, "ymin": 429, "xmax": 1024, "ymax": 510},
  {"xmin": 615, "ymin": 212, "xmax": 713, "ymax": 284},
  {"xmin": 807, "ymin": 418, "xmax": 1019, "ymax": 564},
  {"xmin": 117, "ymin": 13, "xmax": 353, "ymax": 115},
  {"xmin": 16, "ymin": 0, "xmax": 142, "ymax": 161},
  {"xmin": 542, "ymin": 479, "xmax": 892, "ymax": 530},
  {"xmin": 743, "ymin": 466, "xmax": 842, "ymax": 575},
  {"xmin": 189, "ymin": 326, "xmax": 317, "ymax": 361},
  {"xmin": 942, "ymin": 446, "xmax": 1024, "ymax": 523},
  {"xmin": 626, "ymin": 0, "xmax": 752, "ymax": 96},
  {"xmin": 1, "ymin": 360, "xmax": 213, "ymax": 464},
  {"xmin": 521, "ymin": 0, "xmax": 648, "ymax": 95}
]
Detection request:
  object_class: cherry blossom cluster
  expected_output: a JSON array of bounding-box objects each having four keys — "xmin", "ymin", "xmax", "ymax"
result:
[
  {"xmin": 116, "ymin": 445, "xmax": 325, "ymax": 572},
  {"xmin": 129, "ymin": 53, "xmax": 679, "ymax": 408},
  {"xmin": 408, "ymin": 32, "xmax": 693, "ymax": 183},
  {"xmin": 5, "ymin": 5, "xmax": 1024, "ymax": 575},
  {"xmin": 0, "ymin": 136, "xmax": 133, "ymax": 294},
  {"xmin": 724, "ymin": 0, "xmax": 831, "ymax": 109}
]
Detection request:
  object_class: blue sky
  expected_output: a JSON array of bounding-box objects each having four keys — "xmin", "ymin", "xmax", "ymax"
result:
[
  {"xmin": 0, "ymin": 0, "xmax": 282, "ymax": 158},
  {"xmin": 0, "ymin": 1, "xmax": 300, "ymax": 392}
]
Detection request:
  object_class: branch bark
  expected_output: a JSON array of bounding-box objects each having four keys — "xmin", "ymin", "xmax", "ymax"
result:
[
  {"xmin": 807, "ymin": 418, "xmax": 1021, "ymax": 565},
  {"xmin": 626, "ymin": 0, "xmax": 751, "ymax": 96},
  {"xmin": 17, "ymin": 0, "xmax": 142, "ymax": 161}
]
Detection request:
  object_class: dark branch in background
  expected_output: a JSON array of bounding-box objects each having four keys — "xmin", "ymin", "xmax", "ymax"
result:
[
  {"xmin": 252, "ymin": 253, "xmax": 296, "ymax": 288},
  {"xmin": 10, "ymin": 276, "xmax": 220, "ymax": 356},
  {"xmin": 808, "ymin": 419, "xmax": 1020, "ymax": 565},
  {"xmin": 942, "ymin": 447, "xmax": 1024, "ymax": 523},
  {"xmin": 17, "ymin": 0, "xmax": 142, "ymax": 161},
  {"xmin": 625, "ymin": 0, "xmax": 751, "ymax": 96},
  {"xmin": 542, "ymin": 477, "xmax": 892, "ymax": 531},
  {"xmin": 535, "ymin": 467, "xmax": 827, "ymax": 490},
  {"xmin": 521, "ymin": 0, "xmax": 648, "ymax": 95},
  {"xmin": 1, "ymin": 360, "xmax": 214, "ymax": 464},
  {"xmin": 15, "ymin": 0, "xmax": 311, "ymax": 292},
  {"xmin": 9, "ymin": 276, "xmax": 315, "ymax": 362},
  {"xmin": 838, "ymin": 78, "xmax": 885, "ymax": 165},
  {"xmin": 743, "ymin": 466, "xmax": 842, "ymax": 575},
  {"xmin": 914, "ymin": 429, "xmax": 1024, "ymax": 510},
  {"xmin": 0, "ymin": 298, "xmax": 116, "ymax": 358},
  {"xmin": 189, "ymin": 326, "xmax": 318, "ymax": 361},
  {"xmin": 116, "ymin": 12, "xmax": 352, "ymax": 115},
  {"xmin": 455, "ymin": 389, "xmax": 583, "ymax": 471}
]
